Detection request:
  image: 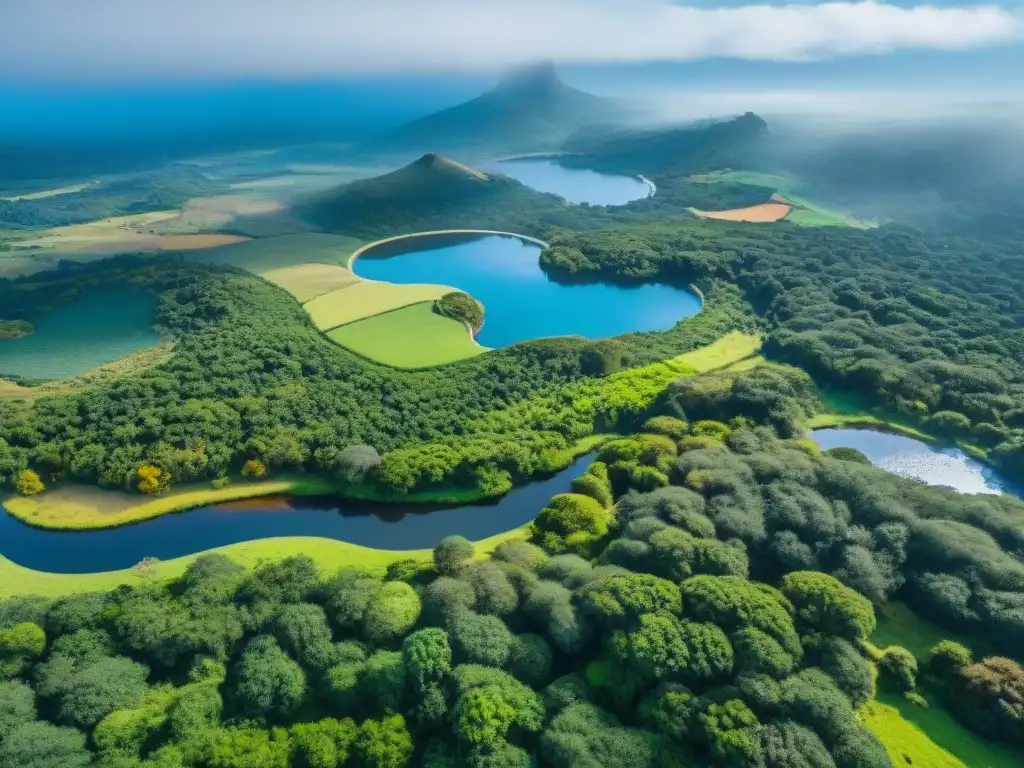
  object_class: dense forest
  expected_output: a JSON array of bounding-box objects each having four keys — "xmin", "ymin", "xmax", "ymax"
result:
[
  {"xmin": 0, "ymin": 256, "xmax": 749, "ymax": 496},
  {"xmin": 541, "ymin": 216, "xmax": 1024, "ymax": 478},
  {"xmin": 4, "ymin": 381, "xmax": 1024, "ymax": 766}
]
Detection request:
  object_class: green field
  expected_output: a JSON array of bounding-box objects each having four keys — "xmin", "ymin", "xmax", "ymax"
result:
[
  {"xmin": 181, "ymin": 232, "xmax": 365, "ymax": 273},
  {"xmin": 327, "ymin": 301, "xmax": 486, "ymax": 368},
  {"xmin": 862, "ymin": 602, "xmax": 1024, "ymax": 768},
  {"xmin": 305, "ymin": 281, "xmax": 454, "ymax": 331}
]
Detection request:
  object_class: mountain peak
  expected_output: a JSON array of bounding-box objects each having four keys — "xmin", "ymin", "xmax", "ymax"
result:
[
  {"xmin": 408, "ymin": 153, "xmax": 491, "ymax": 180},
  {"xmin": 495, "ymin": 61, "xmax": 561, "ymax": 93}
]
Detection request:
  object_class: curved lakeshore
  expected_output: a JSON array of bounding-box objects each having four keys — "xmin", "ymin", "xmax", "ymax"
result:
[{"xmin": 352, "ymin": 232, "xmax": 703, "ymax": 350}]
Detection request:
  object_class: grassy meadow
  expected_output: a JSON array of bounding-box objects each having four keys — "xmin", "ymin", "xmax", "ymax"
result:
[
  {"xmin": 327, "ymin": 302, "xmax": 485, "ymax": 368},
  {"xmin": 862, "ymin": 602, "xmax": 1024, "ymax": 768}
]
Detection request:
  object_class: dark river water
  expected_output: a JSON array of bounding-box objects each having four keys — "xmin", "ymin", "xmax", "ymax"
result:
[
  {"xmin": 354, "ymin": 234, "xmax": 701, "ymax": 348},
  {"xmin": 811, "ymin": 427, "xmax": 1016, "ymax": 496},
  {"xmin": 481, "ymin": 158, "xmax": 651, "ymax": 206},
  {"xmin": 0, "ymin": 456, "xmax": 594, "ymax": 573}
]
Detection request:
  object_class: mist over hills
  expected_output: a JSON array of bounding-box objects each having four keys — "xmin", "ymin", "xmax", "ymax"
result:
[{"xmin": 354, "ymin": 63, "xmax": 623, "ymax": 160}]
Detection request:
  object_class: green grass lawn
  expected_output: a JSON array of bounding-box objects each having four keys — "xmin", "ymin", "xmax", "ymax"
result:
[
  {"xmin": 327, "ymin": 301, "xmax": 486, "ymax": 368},
  {"xmin": 862, "ymin": 693, "xmax": 1024, "ymax": 768},
  {"xmin": 862, "ymin": 602, "xmax": 1023, "ymax": 768}
]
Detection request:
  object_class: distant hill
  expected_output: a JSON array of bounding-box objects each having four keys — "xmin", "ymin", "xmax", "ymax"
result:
[
  {"xmin": 293, "ymin": 153, "xmax": 583, "ymax": 238},
  {"xmin": 355, "ymin": 63, "xmax": 622, "ymax": 160},
  {"xmin": 561, "ymin": 112, "xmax": 770, "ymax": 177}
]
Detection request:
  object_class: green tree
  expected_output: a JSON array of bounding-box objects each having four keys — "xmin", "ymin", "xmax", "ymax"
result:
[
  {"xmin": 204, "ymin": 726, "xmax": 291, "ymax": 768},
  {"xmin": 450, "ymin": 612, "xmax": 513, "ymax": 668},
  {"xmin": 353, "ymin": 714, "xmax": 414, "ymax": 768},
  {"xmin": 402, "ymin": 628, "xmax": 452, "ymax": 692},
  {"xmin": 879, "ymin": 646, "xmax": 918, "ymax": 692},
  {"xmin": 780, "ymin": 571, "xmax": 876, "ymax": 643},
  {"xmin": 453, "ymin": 685, "xmax": 516, "ymax": 750},
  {"xmin": 0, "ymin": 721, "xmax": 92, "ymax": 768},
  {"xmin": 291, "ymin": 718, "xmax": 357, "ymax": 768},
  {"xmin": 434, "ymin": 536, "xmax": 476, "ymax": 576},
  {"xmin": 273, "ymin": 603, "xmax": 336, "ymax": 671},
  {"xmin": 0, "ymin": 680, "xmax": 35, "ymax": 738},
  {"xmin": 338, "ymin": 445, "xmax": 382, "ymax": 484},
  {"xmin": 363, "ymin": 582, "xmax": 421, "ymax": 644},
  {"xmin": 0, "ymin": 622, "xmax": 45, "ymax": 678},
  {"xmin": 229, "ymin": 636, "xmax": 305, "ymax": 721}
]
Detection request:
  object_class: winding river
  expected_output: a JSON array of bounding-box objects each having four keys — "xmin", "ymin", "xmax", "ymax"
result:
[
  {"xmin": 354, "ymin": 233, "xmax": 702, "ymax": 347},
  {"xmin": 0, "ymin": 456, "xmax": 595, "ymax": 574}
]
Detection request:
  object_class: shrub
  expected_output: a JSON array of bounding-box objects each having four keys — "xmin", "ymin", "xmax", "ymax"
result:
[
  {"xmin": 241, "ymin": 459, "xmax": 267, "ymax": 479},
  {"xmin": 14, "ymin": 470, "xmax": 44, "ymax": 496},
  {"xmin": 434, "ymin": 536, "xmax": 475, "ymax": 576},
  {"xmin": 879, "ymin": 646, "xmax": 918, "ymax": 692}
]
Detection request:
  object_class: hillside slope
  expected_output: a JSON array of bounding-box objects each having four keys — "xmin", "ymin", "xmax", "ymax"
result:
[{"xmin": 293, "ymin": 153, "xmax": 577, "ymax": 238}]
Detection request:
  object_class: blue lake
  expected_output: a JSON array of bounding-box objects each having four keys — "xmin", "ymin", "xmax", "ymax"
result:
[
  {"xmin": 355, "ymin": 234, "xmax": 701, "ymax": 348},
  {"xmin": 0, "ymin": 455, "xmax": 594, "ymax": 574},
  {"xmin": 482, "ymin": 158, "xmax": 651, "ymax": 206},
  {"xmin": 811, "ymin": 428, "xmax": 1017, "ymax": 497},
  {"xmin": 0, "ymin": 290, "xmax": 159, "ymax": 381}
]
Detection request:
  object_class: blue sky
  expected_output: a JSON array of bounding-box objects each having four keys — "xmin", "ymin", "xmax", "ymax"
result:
[{"xmin": 0, "ymin": 1, "xmax": 1020, "ymax": 142}]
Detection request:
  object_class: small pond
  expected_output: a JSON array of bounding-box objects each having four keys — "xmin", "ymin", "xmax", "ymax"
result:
[
  {"xmin": 0, "ymin": 455, "xmax": 594, "ymax": 574},
  {"xmin": 810, "ymin": 427, "xmax": 1015, "ymax": 496},
  {"xmin": 0, "ymin": 290, "xmax": 159, "ymax": 380},
  {"xmin": 354, "ymin": 234, "xmax": 701, "ymax": 348},
  {"xmin": 481, "ymin": 158, "xmax": 651, "ymax": 206}
]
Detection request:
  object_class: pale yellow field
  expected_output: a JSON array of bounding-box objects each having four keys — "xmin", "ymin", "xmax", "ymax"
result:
[
  {"xmin": 15, "ymin": 211, "xmax": 249, "ymax": 254},
  {"xmin": 2, "ymin": 181, "xmax": 96, "ymax": 201},
  {"xmin": 304, "ymin": 280, "xmax": 454, "ymax": 331},
  {"xmin": 690, "ymin": 202, "xmax": 792, "ymax": 223},
  {"xmin": 261, "ymin": 263, "xmax": 360, "ymax": 302}
]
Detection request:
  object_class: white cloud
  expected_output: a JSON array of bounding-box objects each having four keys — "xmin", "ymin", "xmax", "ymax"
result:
[{"xmin": 0, "ymin": 0, "xmax": 1020, "ymax": 80}]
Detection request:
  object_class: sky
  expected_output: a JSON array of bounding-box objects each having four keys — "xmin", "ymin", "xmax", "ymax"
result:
[
  {"xmin": 0, "ymin": 1, "xmax": 1021, "ymax": 147},
  {"xmin": 1, "ymin": 0, "xmax": 1021, "ymax": 80}
]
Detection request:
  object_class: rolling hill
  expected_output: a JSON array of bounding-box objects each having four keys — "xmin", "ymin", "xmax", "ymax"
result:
[
  {"xmin": 293, "ymin": 152, "xmax": 577, "ymax": 238},
  {"xmin": 356, "ymin": 62, "xmax": 622, "ymax": 160}
]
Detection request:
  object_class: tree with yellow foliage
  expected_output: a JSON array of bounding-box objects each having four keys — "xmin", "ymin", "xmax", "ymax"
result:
[
  {"xmin": 241, "ymin": 459, "xmax": 268, "ymax": 480},
  {"xmin": 136, "ymin": 465, "xmax": 170, "ymax": 495},
  {"xmin": 15, "ymin": 469, "xmax": 44, "ymax": 496}
]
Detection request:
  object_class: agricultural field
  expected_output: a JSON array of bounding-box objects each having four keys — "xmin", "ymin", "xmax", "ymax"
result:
[
  {"xmin": 327, "ymin": 301, "xmax": 485, "ymax": 368},
  {"xmin": 691, "ymin": 169, "xmax": 876, "ymax": 228},
  {"xmin": 260, "ymin": 262, "xmax": 360, "ymax": 301},
  {"xmin": 305, "ymin": 280, "xmax": 454, "ymax": 330},
  {"xmin": 182, "ymin": 231, "xmax": 365, "ymax": 273},
  {"xmin": 689, "ymin": 201, "xmax": 792, "ymax": 222}
]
